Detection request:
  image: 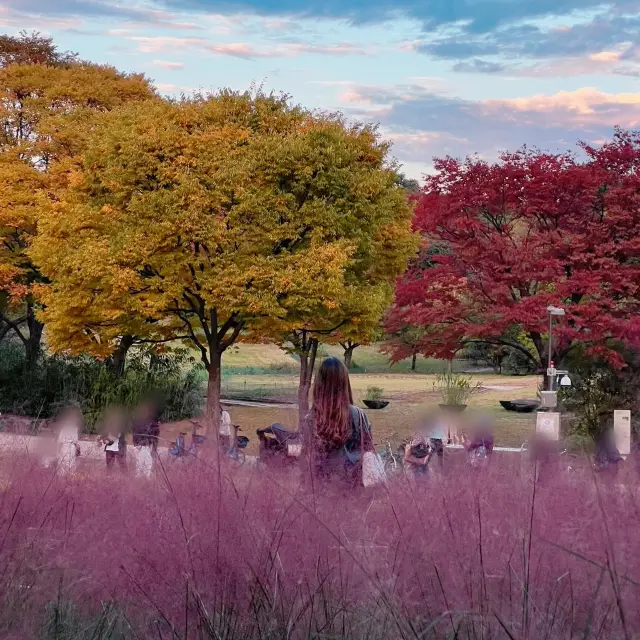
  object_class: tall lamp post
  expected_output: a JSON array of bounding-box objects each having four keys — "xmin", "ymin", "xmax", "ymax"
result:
[
  {"xmin": 537, "ymin": 305, "xmax": 570, "ymax": 438},
  {"xmin": 546, "ymin": 305, "xmax": 566, "ymax": 391}
]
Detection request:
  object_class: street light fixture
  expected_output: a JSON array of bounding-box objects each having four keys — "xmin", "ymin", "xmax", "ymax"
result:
[
  {"xmin": 547, "ymin": 306, "xmax": 566, "ymax": 317},
  {"xmin": 546, "ymin": 305, "xmax": 566, "ymax": 391},
  {"xmin": 538, "ymin": 305, "xmax": 569, "ymax": 432},
  {"xmin": 560, "ymin": 375, "xmax": 572, "ymax": 387}
]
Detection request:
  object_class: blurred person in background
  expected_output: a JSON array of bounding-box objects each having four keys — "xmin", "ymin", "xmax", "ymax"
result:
[
  {"xmin": 594, "ymin": 428, "xmax": 623, "ymax": 480},
  {"xmin": 132, "ymin": 400, "xmax": 160, "ymax": 478},
  {"xmin": 97, "ymin": 406, "xmax": 127, "ymax": 473},
  {"xmin": 462, "ymin": 414, "xmax": 494, "ymax": 468},
  {"xmin": 218, "ymin": 404, "xmax": 232, "ymax": 454},
  {"xmin": 425, "ymin": 411, "xmax": 447, "ymax": 472},
  {"xmin": 170, "ymin": 431, "xmax": 189, "ymax": 457},
  {"xmin": 54, "ymin": 406, "xmax": 83, "ymax": 476},
  {"xmin": 307, "ymin": 357, "xmax": 375, "ymax": 489}
]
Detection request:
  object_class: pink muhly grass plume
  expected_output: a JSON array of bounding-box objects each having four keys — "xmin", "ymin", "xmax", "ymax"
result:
[{"xmin": 0, "ymin": 450, "xmax": 637, "ymax": 639}]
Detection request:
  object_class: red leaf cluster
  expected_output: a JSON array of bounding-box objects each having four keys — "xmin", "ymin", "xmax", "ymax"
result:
[{"xmin": 387, "ymin": 129, "xmax": 640, "ymax": 366}]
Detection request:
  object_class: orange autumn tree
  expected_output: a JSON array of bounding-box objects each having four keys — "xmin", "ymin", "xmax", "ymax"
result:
[
  {"xmin": 0, "ymin": 31, "xmax": 153, "ymax": 364},
  {"xmin": 32, "ymin": 92, "xmax": 415, "ymax": 428}
]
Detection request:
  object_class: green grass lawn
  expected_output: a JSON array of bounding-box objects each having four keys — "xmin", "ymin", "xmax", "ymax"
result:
[
  {"xmin": 222, "ymin": 344, "xmax": 297, "ymax": 371},
  {"xmin": 220, "ymin": 343, "xmax": 466, "ymax": 375},
  {"xmin": 318, "ymin": 344, "xmax": 465, "ymax": 374},
  {"xmin": 166, "ymin": 343, "xmax": 540, "ymax": 453},
  {"xmin": 215, "ymin": 372, "xmax": 539, "ymax": 452}
]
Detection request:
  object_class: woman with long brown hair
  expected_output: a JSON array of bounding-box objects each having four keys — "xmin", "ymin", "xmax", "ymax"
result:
[{"xmin": 307, "ymin": 357, "xmax": 374, "ymax": 488}]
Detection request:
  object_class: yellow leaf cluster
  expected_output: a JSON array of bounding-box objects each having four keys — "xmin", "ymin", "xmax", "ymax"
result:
[
  {"xmin": 30, "ymin": 91, "xmax": 417, "ymax": 362},
  {"xmin": 0, "ymin": 61, "xmax": 154, "ymax": 309}
]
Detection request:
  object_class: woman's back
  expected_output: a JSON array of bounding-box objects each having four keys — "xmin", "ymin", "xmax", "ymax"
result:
[
  {"xmin": 314, "ymin": 404, "xmax": 367, "ymax": 453},
  {"xmin": 308, "ymin": 358, "xmax": 372, "ymax": 489}
]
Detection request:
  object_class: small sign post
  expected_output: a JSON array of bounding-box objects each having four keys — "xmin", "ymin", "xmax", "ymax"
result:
[
  {"xmin": 613, "ymin": 410, "xmax": 631, "ymax": 456},
  {"xmin": 540, "ymin": 391, "xmax": 558, "ymax": 409},
  {"xmin": 536, "ymin": 412, "xmax": 560, "ymax": 440}
]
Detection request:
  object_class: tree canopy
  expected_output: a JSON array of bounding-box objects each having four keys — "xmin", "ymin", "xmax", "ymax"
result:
[
  {"xmin": 31, "ymin": 91, "xmax": 416, "ymax": 424},
  {"xmin": 0, "ymin": 37, "xmax": 154, "ymax": 362},
  {"xmin": 386, "ymin": 129, "xmax": 640, "ymax": 370},
  {"xmin": 0, "ymin": 30, "xmax": 78, "ymax": 68}
]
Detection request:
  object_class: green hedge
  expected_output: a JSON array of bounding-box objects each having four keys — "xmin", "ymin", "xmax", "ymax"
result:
[{"xmin": 0, "ymin": 341, "xmax": 204, "ymax": 432}]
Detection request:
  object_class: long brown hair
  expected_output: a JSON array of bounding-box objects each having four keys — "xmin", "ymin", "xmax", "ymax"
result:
[{"xmin": 311, "ymin": 357, "xmax": 354, "ymax": 450}]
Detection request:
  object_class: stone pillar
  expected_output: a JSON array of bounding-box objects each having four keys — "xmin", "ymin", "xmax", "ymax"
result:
[
  {"xmin": 536, "ymin": 412, "xmax": 560, "ymax": 441},
  {"xmin": 57, "ymin": 422, "xmax": 79, "ymax": 475},
  {"xmin": 613, "ymin": 410, "xmax": 631, "ymax": 456}
]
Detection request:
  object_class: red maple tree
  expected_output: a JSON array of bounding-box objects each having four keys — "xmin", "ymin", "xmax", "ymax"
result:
[{"xmin": 386, "ymin": 128, "xmax": 640, "ymax": 371}]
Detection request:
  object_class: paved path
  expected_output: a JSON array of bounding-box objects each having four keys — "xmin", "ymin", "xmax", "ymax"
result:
[
  {"xmin": 0, "ymin": 432, "xmax": 523, "ymax": 466},
  {"xmin": 480, "ymin": 384, "xmax": 527, "ymax": 391},
  {"xmin": 222, "ymin": 399, "xmax": 297, "ymax": 409}
]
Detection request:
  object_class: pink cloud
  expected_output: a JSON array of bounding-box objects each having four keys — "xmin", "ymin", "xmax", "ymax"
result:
[
  {"xmin": 338, "ymin": 78, "xmax": 452, "ymax": 105},
  {"xmin": 154, "ymin": 82, "xmax": 180, "ymax": 94},
  {"xmin": 153, "ymin": 82, "xmax": 195, "ymax": 95},
  {"xmin": 129, "ymin": 36, "xmax": 208, "ymax": 53},
  {"xmin": 589, "ymin": 50, "xmax": 624, "ymax": 62},
  {"xmin": 0, "ymin": 6, "xmax": 82, "ymax": 31},
  {"xmin": 340, "ymin": 82, "xmax": 640, "ymax": 166},
  {"xmin": 347, "ymin": 82, "xmax": 640, "ymax": 129},
  {"xmin": 152, "ymin": 60, "xmax": 185, "ymax": 70},
  {"xmin": 341, "ymin": 88, "xmax": 372, "ymax": 104},
  {"xmin": 397, "ymin": 40, "xmax": 422, "ymax": 52},
  {"xmin": 261, "ymin": 18, "xmax": 294, "ymax": 31},
  {"xmin": 503, "ymin": 43, "xmax": 640, "ymax": 78},
  {"xmin": 128, "ymin": 36, "xmax": 369, "ymax": 58},
  {"xmin": 484, "ymin": 88, "xmax": 640, "ymax": 127}
]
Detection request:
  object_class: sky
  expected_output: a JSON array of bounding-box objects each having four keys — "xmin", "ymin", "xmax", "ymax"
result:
[{"xmin": 2, "ymin": 0, "xmax": 639, "ymax": 180}]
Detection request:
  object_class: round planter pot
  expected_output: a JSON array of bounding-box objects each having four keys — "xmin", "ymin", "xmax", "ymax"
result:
[
  {"xmin": 438, "ymin": 404, "xmax": 467, "ymax": 412},
  {"xmin": 500, "ymin": 399, "xmax": 539, "ymax": 413},
  {"xmin": 363, "ymin": 400, "xmax": 389, "ymax": 410},
  {"xmin": 511, "ymin": 401, "xmax": 540, "ymax": 413}
]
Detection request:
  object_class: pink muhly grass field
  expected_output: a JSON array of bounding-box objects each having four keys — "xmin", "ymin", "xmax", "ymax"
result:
[{"xmin": 0, "ymin": 452, "xmax": 638, "ymax": 639}]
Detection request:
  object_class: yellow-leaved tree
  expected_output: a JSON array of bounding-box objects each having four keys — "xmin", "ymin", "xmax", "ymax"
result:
[
  {"xmin": 244, "ymin": 119, "xmax": 418, "ymax": 426},
  {"xmin": 32, "ymin": 91, "xmax": 417, "ymax": 427},
  {"xmin": 0, "ymin": 31, "xmax": 154, "ymax": 364},
  {"xmin": 333, "ymin": 293, "xmax": 388, "ymax": 370}
]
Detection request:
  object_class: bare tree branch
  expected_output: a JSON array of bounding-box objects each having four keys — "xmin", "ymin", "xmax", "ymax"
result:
[
  {"xmin": 0, "ymin": 312, "xmax": 28, "ymax": 345},
  {"xmin": 220, "ymin": 320, "xmax": 244, "ymax": 352},
  {"xmin": 461, "ymin": 338, "xmax": 539, "ymax": 367}
]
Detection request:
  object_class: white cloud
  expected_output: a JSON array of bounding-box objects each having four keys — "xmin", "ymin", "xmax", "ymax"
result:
[
  {"xmin": 128, "ymin": 35, "xmax": 370, "ymax": 58},
  {"xmin": 0, "ymin": 5, "xmax": 83, "ymax": 30},
  {"xmin": 340, "ymin": 83, "xmax": 640, "ymax": 164},
  {"xmin": 154, "ymin": 82, "xmax": 180, "ymax": 94},
  {"xmin": 152, "ymin": 59, "xmax": 185, "ymax": 70}
]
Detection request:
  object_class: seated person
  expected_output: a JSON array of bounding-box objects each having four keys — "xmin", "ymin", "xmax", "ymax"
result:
[
  {"xmin": 462, "ymin": 417, "xmax": 494, "ymax": 467},
  {"xmin": 427, "ymin": 419, "xmax": 447, "ymax": 469},
  {"xmin": 594, "ymin": 429, "xmax": 623, "ymax": 474}
]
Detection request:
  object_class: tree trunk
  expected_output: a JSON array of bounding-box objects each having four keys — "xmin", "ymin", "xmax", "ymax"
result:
[
  {"xmin": 206, "ymin": 348, "xmax": 223, "ymax": 436},
  {"xmin": 344, "ymin": 345, "xmax": 356, "ymax": 369},
  {"xmin": 25, "ymin": 302, "xmax": 43, "ymax": 370},
  {"xmin": 298, "ymin": 336, "xmax": 319, "ymax": 442},
  {"xmin": 0, "ymin": 317, "xmax": 8, "ymax": 342},
  {"xmin": 106, "ymin": 334, "xmax": 134, "ymax": 377},
  {"xmin": 411, "ymin": 352, "xmax": 417, "ymax": 371}
]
